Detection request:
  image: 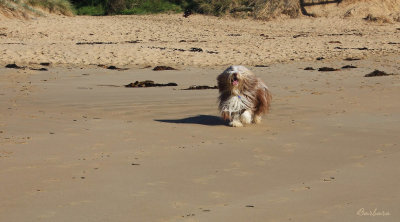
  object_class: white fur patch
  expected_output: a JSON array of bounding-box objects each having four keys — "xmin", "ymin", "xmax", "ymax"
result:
[
  {"xmin": 226, "ymin": 65, "xmax": 248, "ymax": 75},
  {"xmin": 230, "ymin": 120, "xmax": 243, "ymax": 127},
  {"xmin": 240, "ymin": 110, "xmax": 252, "ymax": 124},
  {"xmin": 220, "ymin": 95, "xmax": 250, "ymax": 116}
]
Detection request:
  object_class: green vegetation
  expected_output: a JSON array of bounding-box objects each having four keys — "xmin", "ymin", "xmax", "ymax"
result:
[
  {"xmin": 75, "ymin": 4, "xmax": 105, "ymax": 15},
  {"xmin": 71, "ymin": 0, "xmax": 301, "ymax": 19},
  {"xmin": 120, "ymin": 0, "xmax": 182, "ymax": 15},
  {"xmin": 71, "ymin": 0, "xmax": 185, "ymax": 15},
  {"xmin": 0, "ymin": 0, "xmax": 302, "ymax": 19}
]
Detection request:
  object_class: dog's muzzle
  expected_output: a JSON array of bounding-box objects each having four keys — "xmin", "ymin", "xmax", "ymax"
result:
[{"xmin": 231, "ymin": 73, "xmax": 239, "ymax": 86}]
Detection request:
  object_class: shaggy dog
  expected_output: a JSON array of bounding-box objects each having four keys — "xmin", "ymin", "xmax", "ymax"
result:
[{"xmin": 217, "ymin": 65, "xmax": 271, "ymax": 127}]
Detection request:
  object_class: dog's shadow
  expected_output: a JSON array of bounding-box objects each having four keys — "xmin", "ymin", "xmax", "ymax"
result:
[{"xmin": 155, "ymin": 115, "xmax": 227, "ymax": 126}]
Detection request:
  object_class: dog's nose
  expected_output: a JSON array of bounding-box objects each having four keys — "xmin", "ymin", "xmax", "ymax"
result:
[{"xmin": 232, "ymin": 73, "xmax": 238, "ymax": 79}]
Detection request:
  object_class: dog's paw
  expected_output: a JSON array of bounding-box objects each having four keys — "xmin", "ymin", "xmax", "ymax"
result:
[
  {"xmin": 229, "ymin": 120, "xmax": 243, "ymax": 127},
  {"xmin": 240, "ymin": 110, "xmax": 252, "ymax": 125},
  {"xmin": 254, "ymin": 115, "xmax": 262, "ymax": 124}
]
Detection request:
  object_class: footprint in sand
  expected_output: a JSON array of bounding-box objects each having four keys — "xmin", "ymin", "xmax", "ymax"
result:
[
  {"xmin": 193, "ymin": 175, "xmax": 216, "ymax": 185},
  {"xmin": 283, "ymin": 143, "xmax": 298, "ymax": 153},
  {"xmin": 38, "ymin": 211, "xmax": 56, "ymax": 219},
  {"xmin": 172, "ymin": 201, "xmax": 188, "ymax": 209},
  {"xmin": 353, "ymin": 162, "xmax": 365, "ymax": 168},
  {"xmin": 93, "ymin": 152, "xmax": 112, "ymax": 160},
  {"xmin": 146, "ymin": 181, "xmax": 167, "ymax": 186},
  {"xmin": 90, "ymin": 143, "xmax": 105, "ymax": 150},
  {"xmin": 221, "ymin": 162, "xmax": 253, "ymax": 176},
  {"xmin": 0, "ymin": 136, "xmax": 30, "ymax": 145},
  {"xmin": 209, "ymin": 191, "xmax": 226, "ymax": 199},
  {"xmin": 253, "ymin": 153, "xmax": 275, "ymax": 166},
  {"xmin": 0, "ymin": 150, "xmax": 13, "ymax": 158},
  {"xmin": 290, "ymin": 186, "xmax": 311, "ymax": 192},
  {"xmin": 267, "ymin": 197, "xmax": 289, "ymax": 203},
  {"xmin": 131, "ymin": 191, "xmax": 148, "ymax": 197},
  {"xmin": 350, "ymin": 154, "xmax": 367, "ymax": 160},
  {"xmin": 67, "ymin": 200, "xmax": 92, "ymax": 206}
]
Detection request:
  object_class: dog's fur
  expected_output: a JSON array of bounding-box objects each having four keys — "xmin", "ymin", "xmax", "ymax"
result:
[{"xmin": 217, "ymin": 65, "xmax": 271, "ymax": 127}]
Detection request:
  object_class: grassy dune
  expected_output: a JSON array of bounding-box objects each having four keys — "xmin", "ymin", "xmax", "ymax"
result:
[
  {"xmin": 187, "ymin": 0, "xmax": 300, "ymax": 18},
  {"xmin": 72, "ymin": 0, "xmax": 301, "ymax": 19},
  {"xmin": 0, "ymin": 0, "xmax": 73, "ymax": 16},
  {"xmin": 1, "ymin": 0, "xmax": 399, "ymax": 21}
]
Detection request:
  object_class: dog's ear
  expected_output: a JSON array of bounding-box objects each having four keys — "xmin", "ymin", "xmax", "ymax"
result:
[
  {"xmin": 255, "ymin": 87, "xmax": 272, "ymax": 115},
  {"xmin": 217, "ymin": 73, "xmax": 228, "ymax": 92},
  {"xmin": 241, "ymin": 73, "xmax": 258, "ymax": 92}
]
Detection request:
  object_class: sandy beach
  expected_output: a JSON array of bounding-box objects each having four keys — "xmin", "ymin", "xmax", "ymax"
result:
[
  {"xmin": 0, "ymin": 13, "xmax": 399, "ymax": 68},
  {"xmin": 1, "ymin": 11, "xmax": 400, "ymax": 222}
]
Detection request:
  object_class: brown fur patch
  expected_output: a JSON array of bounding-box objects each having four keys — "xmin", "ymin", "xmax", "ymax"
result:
[
  {"xmin": 254, "ymin": 86, "xmax": 272, "ymax": 115},
  {"xmin": 221, "ymin": 111, "xmax": 231, "ymax": 120}
]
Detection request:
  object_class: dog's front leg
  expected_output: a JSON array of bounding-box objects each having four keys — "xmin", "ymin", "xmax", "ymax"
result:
[
  {"xmin": 229, "ymin": 112, "xmax": 243, "ymax": 127},
  {"xmin": 240, "ymin": 110, "xmax": 253, "ymax": 125}
]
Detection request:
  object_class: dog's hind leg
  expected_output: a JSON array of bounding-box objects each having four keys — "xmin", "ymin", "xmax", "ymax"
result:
[{"xmin": 253, "ymin": 115, "xmax": 262, "ymax": 124}]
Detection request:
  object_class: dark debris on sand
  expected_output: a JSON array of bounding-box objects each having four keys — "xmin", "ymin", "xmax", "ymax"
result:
[
  {"xmin": 260, "ymin": 34, "xmax": 275, "ymax": 39},
  {"xmin": 364, "ymin": 70, "xmax": 396, "ymax": 77},
  {"xmin": 363, "ymin": 14, "xmax": 391, "ymax": 23},
  {"xmin": 5, "ymin": 63, "xmax": 25, "ymax": 69},
  {"xmin": 182, "ymin": 85, "xmax": 218, "ymax": 90},
  {"xmin": 6, "ymin": 63, "xmax": 50, "ymax": 71},
  {"xmin": 98, "ymin": 64, "xmax": 129, "ymax": 71},
  {"xmin": 318, "ymin": 67, "xmax": 339, "ymax": 72},
  {"xmin": 189, "ymin": 47, "xmax": 203, "ymax": 52},
  {"xmin": 304, "ymin": 67, "xmax": 315, "ymax": 70},
  {"xmin": 107, "ymin": 65, "xmax": 129, "ymax": 71},
  {"xmin": 344, "ymin": 57, "xmax": 361, "ymax": 61},
  {"xmin": 125, "ymin": 40, "xmax": 141, "ymax": 44},
  {"xmin": 342, "ymin": 65, "xmax": 357, "ymax": 69},
  {"xmin": 30, "ymin": 67, "xmax": 48, "ymax": 71},
  {"xmin": 76, "ymin": 41, "xmax": 117, "ymax": 45},
  {"xmin": 77, "ymin": 40, "xmax": 141, "ymax": 45},
  {"xmin": 148, "ymin": 45, "xmax": 218, "ymax": 54},
  {"xmin": 153, "ymin": 66, "xmax": 177, "ymax": 71},
  {"xmin": 293, "ymin": 34, "xmax": 308, "ymax": 38},
  {"xmin": 335, "ymin": 46, "xmax": 369, "ymax": 51},
  {"xmin": 125, "ymin": 80, "xmax": 178, "ymax": 88}
]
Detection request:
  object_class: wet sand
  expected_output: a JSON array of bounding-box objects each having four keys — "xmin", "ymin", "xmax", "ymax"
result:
[{"xmin": 0, "ymin": 54, "xmax": 399, "ymax": 221}]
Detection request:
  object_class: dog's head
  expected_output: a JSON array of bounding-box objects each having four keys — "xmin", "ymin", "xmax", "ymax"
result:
[{"xmin": 217, "ymin": 65, "xmax": 256, "ymax": 95}]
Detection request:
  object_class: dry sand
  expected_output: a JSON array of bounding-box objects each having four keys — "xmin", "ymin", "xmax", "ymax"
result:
[
  {"xmin": 0, "ymin": 14, "xmax": 399, "ymax": 67},
  {"xmin": 0, "ymin": 12, "xmax": 400, "ymax": 222}
]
